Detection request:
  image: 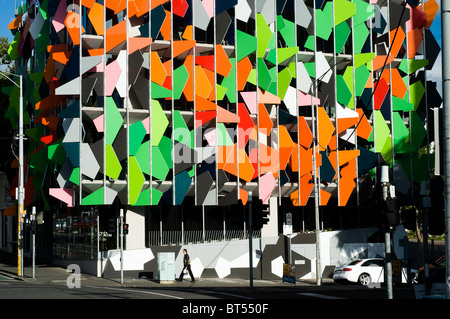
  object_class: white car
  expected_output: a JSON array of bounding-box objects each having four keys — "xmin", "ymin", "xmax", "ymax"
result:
[{"xmin": 333, "ymin": 258, "xmax": 414, "ymax": 286}]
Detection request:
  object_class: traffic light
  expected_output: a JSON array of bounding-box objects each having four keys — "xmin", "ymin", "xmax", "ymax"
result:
[{"xmin": 123, "ymin": 223, "xmax": 129, "ymax": 235}]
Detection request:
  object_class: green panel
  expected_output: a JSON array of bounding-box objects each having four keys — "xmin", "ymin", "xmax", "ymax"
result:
[
  {"xmin": 392, "ymin": 96, "xmax": 414, "ymax": 112},
  {"xmin": 275, "ymin": 47, "xmax": 299, "ymax": 65},
  {"xmin": 29, "ymin": 145, "xmax": 48, "ymax": 173},
  {"xmin": 335, "ymin": 22, "xmax": 351, "ymax": 54},
  {"xmin": 304, "ymin": 35, "xmax": 315, "ymax": 51},
  {"xmin": 374, "ymin": 110, "xmax": 392, "ymax": 163},
  {"xmin": 334, "ymin": 0, "xmax": 356, "ymax": 26},
  {"xmin": 343, "ymin": 66, "xmax": 354, "ymax": 108},
  {"xmin": 135, "ymin": 187, "xmax": 150, "ymax": 206},
  {"xmin": 409, "ymin": 111, "xmax": 427, "ymax": 152},
  {"xmin": 257, "ymin": 14, "xmax": 272, "ymax": 58},
  {"xmin": 353, "ymin": 0, "xmax": 375, "ymax": 26},
  {"xmin": 257, "ymin": 58, "xmax": 273, "ymax": 91},
  {"xmin": 173, "ymin": 110, "xmax": 188, "ymax": 144},
  {"xmin": 277, "ymin": 67, "xmax": 292, "ymax": 100},
  {"xmin": 236, "ymin": 30, "xmax": 257, "ymax": 62},
  {"xmin": 129, "ymin": 120, "xmax": 147, "ymax": 156},
  {"xmin": 151, "ymin": 82, "xmax": 172, "ymax": 99},
  {"xmin": 174, "ymin": 170, "xmax": 191, "ymax": 205},
  {"xmin": 82, "ymin": 187, "xmax": 104, "ymax": 205},
  {"xmin": 69, "ymin": 167, "xmax": 80, "ymax": 185},
  {"xmin": 129, "ymin": 156, "xmax": 145, "ymax": 205},
  {"xmin": 135, "ymin": 141, "xmax": 150, "ymax": 175},
  {"xmin": 105, "ymin": 97, "xmax": 124, "ymax": 145},
  {"xmin": 151, "ymin": 99, "xmax": 169, "ymax": 146},
  {"xmin": 392, "ymin": 112, "xmax": 411, "ymax": 153},
  {"xmin": 105, "ymin": 144, "xmax": 122, "ymax": 180},
  {"xmin": 336, "ymin": 75, "xmax": 352, "ymax": 106},
  {"xmin": 151, "ymin": 188, "xmax": 162, "ymax": 205},
  {"xmin": 315, "ymin": 2, "xmax": 333, "ymax": 40},
  {"xmin": 152, "ymin": 146, "xmax": 170, "ymax": 180},
  {"xmin": 400, "ymin": 59, "xmax": 429, "ymax": 74},
  {"xmin": 221, "ymin": 58, "xmax": 236, "ymax": 103},
  {"xmin": 48, "ymin": 140, "xmax": 67, "ymax": 165},
  {"xmin": 354, "ymin": 53, "xmax": 375, "ymax": 70},
  {"xmin": 354, "ymin": 64, "xmax": 370, "ymax": 97},
  {"xmin": 217, "ymin": 123, "xmax": 234, "ymax": 146},
  {"xmin": 173, "ymin": 64, "xmax": 189, "ymax": 100},
  {"xmin": 410, "ymin": 81, "xmax": 425, "ymax": 111},
  {"xmin": 278, "ymin": 17, "xmax": 296, "ymax": 48},
  {"xmin": 158, "ymin": 135, "xmax": 173, "ymax": 169},
  {"xmin": 353, "ymin": 23, "xmax": 369, "ymax": 54}
]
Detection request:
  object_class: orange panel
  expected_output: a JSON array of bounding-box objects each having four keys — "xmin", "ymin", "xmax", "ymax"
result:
[
  {"xmin": 195, "ymin": 66, "xmax": 213, "ymax": 99},
  {"xmin": 239, "ymin": 188, "xmax": 248, "ymax": 205},
  {"xmin": 35, "ymin": 95, "xmax": 55, "ymax": 110},
  {"xmin": 420, "ymin": 0, "xmax": 439, "ymax": 29},
  {"xmin": 43, "ymin": 57, "xmax": 56, "ymax": 84},
  {"xmin": 223, "ymin": 144, "xmax": 238, "ymax": 177},
  {"xmin": 3, "ymin": 205, "xmax": 16, "ymax": 217},
  {"xmin": 132, "ymin": 0, "xmax": 150, "ymax": 17},
  {"xmin": 289, "ymin": 143, "xmax": 299, "ymax": 172},
  {"xmin": 105, "ymin": 20, "xmax": 127, "ymax": 52},
  {"xmin": 390, "ymin": 27, "xmax": 406, "ymax": 58},
  {"xmin": 88, "ymin": 48, "xmax": 105, "ymax": 56},
  {"xmin": 320, "ymin": 189, "xmax": 331, "ymax": 206},
  {"xmin": 372, "ymin": 55, "xmax": 394, "ymax": 71},
  {"xmin": 195, "ymin": 95, "xmax": 216, "ymax": 111},
  {"xmin": 408, "ymin": 27, "xmax": 423, "ymax": 59},
  {"xmin": 173, "ymin": 40, "xmax": 197, "ymax": 58},
  {"xmin": 48, "ymin": 45, "xmax": 70, "ymax": 64},
  {"xmin": 65, "ymin": 12, "xmax": 84, "ymax": 46},
  {"xmin": 129, "ymin": 37, "xmax": 153, "ymax": 55},
  {"xmin": 217, "ymin": 106, "xmax": 240, "ymax": 123},
  {"xmin": 290, "ymin": 189, "xmax": 299, "ymax": 206},
  {"xmin": 182, "ymin": 25, "xmax": 194, "ymax": 40},
  {"xmin": 203, "ymin": 68, "xmax": 216, "ymax": 101},
  {"xmin": 82, "ymin": 0, "xmax": 96, "ymax": 9},
  {"xmin": 391, "ymin": 68, "xmax": 407, "ymax": 98},
  {"xmin": 258, "ymin": 104, "xmax": 273, "ymax": 135},
  {"xmin": 237, "ymin": 56, "xmax": 252, "ymax": 91},
  {"xmin": 259, "ymin": 142, "xmax": 278, "ymax": 177},
  {"xmin": 340, "ymin": 157, "xmax": 357, "ymax": 179},
  {"xmin": 8, "ymin": 14, "xmax": 22, "ymax": 30},
  {"xmin": 279, "ymin": 125, "xmax": 295, "ymax": 170},
  {"xmin": 238, "ymin": 149, "xmax": 255, "ymax": 182},
  {"xmin": 150, "ymin": 51, "xmax": 167, "ymax": 86},
  {"xmin": 338, "ymin": 150, "xmax": 360, "ymax": 167},
  {"xmin": 88, "ymin": 2, "xmax": 104, "ymax": 36},
  {"xmin": 317, "ymin": 107, "xmax": 335, "ymax": 152},
  {"xmin": 183, "ymin": 55, "xmax": 194, "ymax": 101},
  {"xmin": 356, "ymin": 109, "xmax": 372, "ymax": 140},
  {"xmin": 337, "ymin": 117, "xmax": 358, "ymax": 135},
  {"xmin": 218, "ymin": 145, "xmax": 234, "ymax": 170},
  {"xmin": 151, "ymin": 0, "xmax": 170, "ymax": 10},
  {"xmin": 300, "ymin": 173, "xmax": 314, "ymax": 206},
  {"xmin": 161, "ymin": 10, "xmax": 171, "ymax": 41},
  {"xmin": 258, "ymin": 88, "xmax": 281, "ymax": 104},
  {"xmin": 298, "ymin": 116, "xmax": 313, "ymax": 149},
  {"xmin": 216, "ymin": 44, "xmax": 232, "ymax": 77},
  {"xmin": 105, "ymin": 0, "xmax": 127, "ymax": 13},
  {"xmin": 299, "ymin": 146, "xmax": 313, "ymax": 176}
]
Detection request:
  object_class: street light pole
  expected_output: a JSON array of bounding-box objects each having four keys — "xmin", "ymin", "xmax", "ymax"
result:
[{"xmin": 0, "ymin": 71, "xmax": 24, "ymax": 277}]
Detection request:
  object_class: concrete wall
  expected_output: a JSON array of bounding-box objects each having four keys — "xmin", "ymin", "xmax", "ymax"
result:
[{"xmin": 97, "ymin": 227, "xmax": 410, "ymax": 281}]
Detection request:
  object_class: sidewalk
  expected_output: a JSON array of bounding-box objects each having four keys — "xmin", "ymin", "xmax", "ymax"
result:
[{"xmin": 0, "ymin": 250, "xmax": 328, "ymax": 288}]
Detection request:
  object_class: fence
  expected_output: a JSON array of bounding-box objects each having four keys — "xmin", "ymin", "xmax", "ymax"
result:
[{"xmin": 148, "ymin": 229, "xmax": 261, "ymax": 246}]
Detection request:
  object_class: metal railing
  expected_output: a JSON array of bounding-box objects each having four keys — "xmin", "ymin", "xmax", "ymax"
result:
[{"xmin": 148, "ymin": 229, "xmax": 261, "ymax": 246}]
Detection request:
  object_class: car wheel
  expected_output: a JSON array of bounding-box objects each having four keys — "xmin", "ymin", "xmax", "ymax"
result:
[{"xmin": 358, "ymin": 273, "xmax": 371, "ymax": 286}]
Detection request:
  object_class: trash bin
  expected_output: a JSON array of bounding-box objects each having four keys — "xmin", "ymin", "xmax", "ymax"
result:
[{"xmin": 157, "ymin": 252, "xmax": 175, "ymax": 282}]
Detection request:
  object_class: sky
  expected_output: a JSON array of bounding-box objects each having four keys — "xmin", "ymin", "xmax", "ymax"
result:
[{"xmin": 0, "ymin": 0, "xmax": 443, "ymax": 94}]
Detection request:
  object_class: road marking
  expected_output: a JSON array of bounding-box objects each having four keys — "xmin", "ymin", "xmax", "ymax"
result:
[
  {"xmin": 195, "ymin": 289, "xmax": 253, "ymax": 299},
  {"xmin": 297, "ymin": 293, "xmax": 345, "ymax": 299},
  {"xmin": 92, "ymin": 286, "xmax": 184, "ymax": 299}
]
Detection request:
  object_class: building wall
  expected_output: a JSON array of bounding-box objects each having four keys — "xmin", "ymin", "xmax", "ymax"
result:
[
  {"xmin": 96, "ymin": 227, "xmax": 408, "ymax": 280},
  {"xmin": 4, "ymin": 0, "xmax": 442, "ymax": 215}
]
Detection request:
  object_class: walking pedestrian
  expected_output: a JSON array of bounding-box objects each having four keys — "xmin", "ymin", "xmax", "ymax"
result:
[{"xmin": 177, "ymin": 249, "xmax": 195, "ymax": 282}]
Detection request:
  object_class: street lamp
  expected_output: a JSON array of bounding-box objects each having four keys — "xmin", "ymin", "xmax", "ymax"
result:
[{"xmin": 0, "ymin": 70, "xmax": 24, "ymax": 277}]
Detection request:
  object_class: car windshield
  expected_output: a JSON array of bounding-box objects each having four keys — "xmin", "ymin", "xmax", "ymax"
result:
[{"xmin": 348, "ymin": 260, "xmax": 363, "ymax": 265}]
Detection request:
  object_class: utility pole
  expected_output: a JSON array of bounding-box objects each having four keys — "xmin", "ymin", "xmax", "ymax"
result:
[
  {"xmin": 31, "ymin": 207, "xmax": 36, "ymax": 279},
  {"xmin": 120, "ymin": 209, "xmax": 124, "ymax": 284},
  {"xmin": 248, "ymin": 192, "xmax": 253, "ymax": 289},
  {"xmin": 441, "ymin": 0, "xmax": 450, "ymax": 300}
]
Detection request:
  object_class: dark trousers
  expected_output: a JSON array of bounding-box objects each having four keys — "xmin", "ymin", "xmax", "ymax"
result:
[{"xmin": 179, "ymin": 264, "xmax": 194, "ymax": 281}]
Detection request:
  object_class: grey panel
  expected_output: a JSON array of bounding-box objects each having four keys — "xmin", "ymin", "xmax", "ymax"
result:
[
  {"xmin": 193, "ymin": 0, "xmax": 211, "ymax": 31},
  {"xmin": 295, "ymin": 0, "xmax": 312, "ymax": 29},
  {"xmin": 197, "ymin": 171, "xmax": 214, "ymax": 205}
]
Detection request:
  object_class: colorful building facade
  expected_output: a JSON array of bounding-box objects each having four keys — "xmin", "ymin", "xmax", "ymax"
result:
[{"xmin": 1, "ymin": 0, "xmax": 443, "ymax": 274}]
